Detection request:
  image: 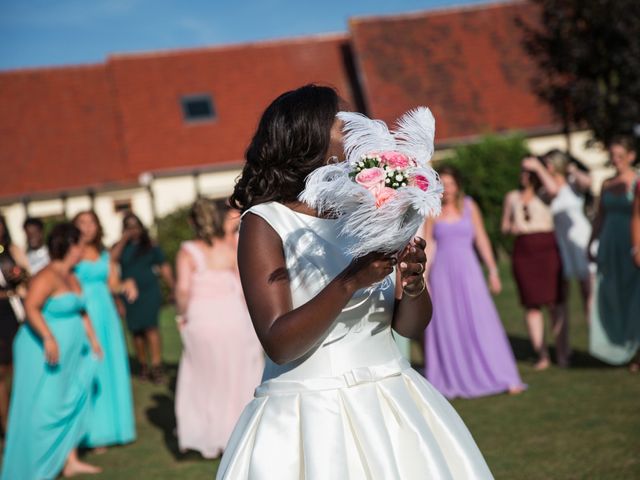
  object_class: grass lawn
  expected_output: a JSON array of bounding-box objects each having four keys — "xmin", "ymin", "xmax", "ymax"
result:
[{"xmin": 68, "ymin": 263, "xmax": 640, "ymax": 478}]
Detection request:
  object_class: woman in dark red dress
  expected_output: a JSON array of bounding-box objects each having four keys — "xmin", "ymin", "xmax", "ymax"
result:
[{"xmin": 501, "ymin": 157, "xmax": 568, "ymax": 370}]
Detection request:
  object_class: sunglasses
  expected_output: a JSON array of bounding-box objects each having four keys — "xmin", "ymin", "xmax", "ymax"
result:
[{"xmin": 523, "ymin": 204, "xmax": 531, "ymax": 222}]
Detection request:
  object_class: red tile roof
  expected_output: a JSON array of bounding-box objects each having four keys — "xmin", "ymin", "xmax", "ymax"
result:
[
  {"xmin": 0, "ymin": 34, "xmax": 356, "ymax": 200},
  {"xmin": 108, "ymin": 34, "xmax": 356, "ymax": 175},
  {"xmin": 0, "ymin": 1, "xmax": 557, "ymax": 200},
  {"xmin": 0, "ymin": 64, "xmax": 131, "ymax": 199},
  {"xmin": 349, "ymin": 1, "xmax": 556, "ymax": 143}
]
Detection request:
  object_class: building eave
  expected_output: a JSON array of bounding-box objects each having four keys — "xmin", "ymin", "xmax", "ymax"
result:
[{"xmin": 435, "ymin": 124, "xmax": 565, "ymax": 150}]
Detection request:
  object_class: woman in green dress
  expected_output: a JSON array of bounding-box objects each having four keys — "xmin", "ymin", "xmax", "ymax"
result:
[
  {"xmin": 588, "ymin": 136, "xmax": 640, "ymax": 368},
  {"xmin": 1, "ymin": 223, "xmax": 102, "ymax": 479},
  {"xmin": 633, "ymin": 181, "xmax": 640, "ymax": 268},
  {"xmin": 111, "ymin": 213, "xmax": 174, "ymax": 384}
]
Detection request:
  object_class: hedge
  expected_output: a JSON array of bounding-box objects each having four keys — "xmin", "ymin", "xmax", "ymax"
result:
[{"xmin": 437, "ymin": 134, "xmax": 529, "ymax": 255}]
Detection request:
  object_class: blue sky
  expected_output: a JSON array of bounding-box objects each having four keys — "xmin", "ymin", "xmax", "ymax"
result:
[{"xmin": 0, "ymin": 0, "xmax": 496, "ymax": 71}]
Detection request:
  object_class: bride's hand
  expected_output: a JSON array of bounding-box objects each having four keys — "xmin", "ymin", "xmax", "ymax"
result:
[
  {"xmin": 341, "ymin": 252, "xmax": 397, "ymax": 292},
  {"xmin": 398, "ymin": 237, "xmax": 427, "ymax": 295}
]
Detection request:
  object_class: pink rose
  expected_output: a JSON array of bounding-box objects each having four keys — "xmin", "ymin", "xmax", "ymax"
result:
[
  {"xmin": 411, "ymin": 174, "xmax": 429, "ymax": 191},
  {"xmin": 380, "ymin": 151, "xmax": 413, "ymax": 169},
  {"xmin": 355, "ymin": 167, "xmax": 386, "ymax": 196},
  {"xmin": 375, "ymin": 187, "xmax": 397, "ymax": 208}
]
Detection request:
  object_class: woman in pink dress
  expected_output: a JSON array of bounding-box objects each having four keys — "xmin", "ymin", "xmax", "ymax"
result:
[{"xmin": 175, "ymin": 198, "xmax": 263, "ymax": 459}]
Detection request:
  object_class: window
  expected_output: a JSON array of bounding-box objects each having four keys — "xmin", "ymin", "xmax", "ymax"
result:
[
  {"xmin": 181, "ymin": 94, "xmax": 216, "ymax": 123},
  {"xmin": 113, "ymin": 198, "xmax": 132, "ymax": 213}
]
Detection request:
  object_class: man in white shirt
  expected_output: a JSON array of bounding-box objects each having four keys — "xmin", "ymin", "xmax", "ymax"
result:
[{"xmin": 23, "ymin": 217, "xmax": 50, "ymax": 274}]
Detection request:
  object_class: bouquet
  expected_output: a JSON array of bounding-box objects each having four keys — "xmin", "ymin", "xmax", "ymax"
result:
[{"xmin": 300, "ymin": 107, "xmax": 442, "ymax": 258}]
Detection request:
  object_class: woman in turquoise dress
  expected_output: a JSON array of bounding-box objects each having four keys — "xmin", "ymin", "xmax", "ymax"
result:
[
  {"xmin": 588, "ymin": 136, "xmax": 640, "ymax": 368},
  {"xmin": 1, "ymin": 223, "xmax": 102, "ymax": 479},
  {"xmin": 111, "ymin": 212, "xmax": 174, "ymax": 384},
  {"xmin": 73, "ymin": 211, "xmax": 137, "ymax": 448}
]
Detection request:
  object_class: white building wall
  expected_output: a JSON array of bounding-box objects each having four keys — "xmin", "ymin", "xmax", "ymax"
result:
[
  {"xmin": 151, "ymin": 177, "xmax": 198, "ymax": 217},
  {"xmin": 0, "ymin": 131, "xmax": 617, "ymax": 251},
  {"xmin": 94, "ymin": 194, "xmax": 129, "ymax": 246},
  {"xmin": 130, "ymin": 190, "xmax": 155, "ymax": 228},
  {"xmin": 1, "ymin": 190, "xmax": 152, "ymax": 250},
  {"xmin": 150, "ymin": 169, "xmax": 242, "ymax": 216},
  {"xmin": 65, "ymin": 196, "xmax": 93, "ymax": 217},
  {"xmin": 0, "ymin": 170, "xmax": 243, "ymax": 250},
  {"xmin": 197, "ymin": 169, "xmax": 242, "ymax": 198},
  {"xmin": 433, "ymin": 130, "xmax": 612, "ymax": 195},
  {"xmin": 3, "ymin": 203, "xmax": 29, "ymax": 250},
  {"xmin": 525, "ymin": 130, "xmax": 613, "ymax": 194}
]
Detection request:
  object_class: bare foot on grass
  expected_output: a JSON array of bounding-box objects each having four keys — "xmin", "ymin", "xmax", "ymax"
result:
[
  {"xmin": 508, "ymin": 385, "xmax": 525, "ymax": 395},
  {"xmin": 533, "ymin": 357, "xmax": 550, "ymax": 371},
  {"xmin": 63, "ymin": 460, "xmax": 102, "ymax": 477}
]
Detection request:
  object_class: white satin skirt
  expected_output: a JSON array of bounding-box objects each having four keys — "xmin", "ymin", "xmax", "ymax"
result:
[{"xmin": 217, "ymin": 358, "xmax": 493, "ymax": 479}]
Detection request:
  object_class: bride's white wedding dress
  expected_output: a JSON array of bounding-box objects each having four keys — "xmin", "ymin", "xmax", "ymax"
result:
[{"xmin": 217, "ymin": 201, "xmax": 493, "ymax": 479}]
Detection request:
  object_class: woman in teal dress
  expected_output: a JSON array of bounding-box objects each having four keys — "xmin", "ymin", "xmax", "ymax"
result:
[
  {"xmin": 588, "ymin": 136, "xmax": 640, "ymax": 367},
  {"xmin": 73, "ymin": 211, "xmax": 137, "ymax": 448},
  {"xmin": 112, "ymin": 212, "xmax": 174, "ymax": 384},
  {"xmin": 1, "ymin": 223, "xmax": 102, "ymax": 479},
  {"xmin": 633, "ymin": 182, "xmax": 640, "ymax": 268}
]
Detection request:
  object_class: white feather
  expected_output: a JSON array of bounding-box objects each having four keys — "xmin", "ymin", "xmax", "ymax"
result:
[
  {"xmin": 336, "ymin": 111, "xmax": 396, "ymax": 164},
  {"xmin": 300, "ymin": 107, "xmax": 442, "ymax": 258},
  {"xmin": 393, "ymin": 107, "xmax": 436, "ymax": 166}
]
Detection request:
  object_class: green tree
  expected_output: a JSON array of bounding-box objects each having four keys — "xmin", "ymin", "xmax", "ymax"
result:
[
  {"xmin": 438, "ymin": 134, "xmax": 529, "ymax": 255},
  {"xmin": 518, "ymin": 0, "xmax": 640, "ymax": 145},
  {"xmin": 154, "ymin": 206, "xmax": 193, "ymax": 304},
  {"xmin": 156, "ymin": 206, "xmax": 192, "ymax": 271}
]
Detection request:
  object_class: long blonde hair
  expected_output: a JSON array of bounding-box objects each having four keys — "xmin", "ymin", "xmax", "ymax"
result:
[
  {"xmin": 190, "ymin": 198, "xmax": 228, "ymax": 245},
  {"xmin": 542, "ymin": 149, "xmax": 570, "ymax": 176}
]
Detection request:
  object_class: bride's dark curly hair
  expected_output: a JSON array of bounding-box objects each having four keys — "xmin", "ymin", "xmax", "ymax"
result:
[{"xmin": 230, "ymin": 84, "xmax": 340, "ymax": 212}]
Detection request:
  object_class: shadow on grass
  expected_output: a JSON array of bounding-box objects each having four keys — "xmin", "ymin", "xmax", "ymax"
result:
[
  {"xmin": 142, "ymin": 362, "xmax": 204, "ymax": 461},
  {"xmin": 507, "ymin": 335, "xmax": 612, "ymax": 369}
]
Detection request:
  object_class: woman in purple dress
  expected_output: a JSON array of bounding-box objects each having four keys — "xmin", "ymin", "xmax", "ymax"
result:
[{"xmin": 423, "ymin": 166, "xmax": 525, "ymax": 399}]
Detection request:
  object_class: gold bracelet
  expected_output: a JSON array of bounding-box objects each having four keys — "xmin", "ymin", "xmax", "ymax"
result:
[{"xmin": 403, "ymin": 279, "xmax": 426, "ymax": 297}]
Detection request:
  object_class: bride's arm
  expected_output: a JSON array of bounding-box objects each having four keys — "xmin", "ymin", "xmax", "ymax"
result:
[{"xmin": 239, "ymin": 213, "xmax": 395, "ymax": 365}]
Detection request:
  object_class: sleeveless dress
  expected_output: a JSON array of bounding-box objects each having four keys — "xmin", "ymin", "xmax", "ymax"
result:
[
  {"xmin": 509, "ymin": 193, "xmax": 564, "ymax": 308},
  {"xmin": 217, "ymin": 202, "xmax": 493, "ymax": 480},
  {"xmin": 425, "ymin": 198, "xmax": 525, "ymax": 399},
  {"xmin": 119, "ymin": 243, "xmax": 165, "ymax": 333},
  {"xmin": 1, "ymin": 293, "xmax": 97, "ymax": 480},
  {"xmin": 175, "ymin": 241, "xmax": 263, "ymax": 458},
  {"xmin": 549, "ymin": 184, "xmax": 591, "ymax": 280},
  {"xmin": 75, "ymin": 251, "xmax": 136, "ymax": 446},
  {"xmin": 590, "ymin": 179, "xmax": 640, "ymax": 365}
]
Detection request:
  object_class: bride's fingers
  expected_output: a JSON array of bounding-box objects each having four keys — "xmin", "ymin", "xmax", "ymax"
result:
[
  {"xmin": 413, "ymin": 236, "xmax": 427, "ymax": 250},
  {"xmin": 399, "ymin": 261, "xmax": 426, "ymax": 275},
  {"xmin": 401, "ymin": 273, "xmax": 422, "ymax": 287},
  {"xmin": 399, "ymin": 245, "xmax": 426, "ymax": 263}
]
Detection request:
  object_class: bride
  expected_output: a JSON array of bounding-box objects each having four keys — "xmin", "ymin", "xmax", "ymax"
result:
[{"xmin": 217, "ymin": 84, "xmax": 493, "ymax": 479}]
